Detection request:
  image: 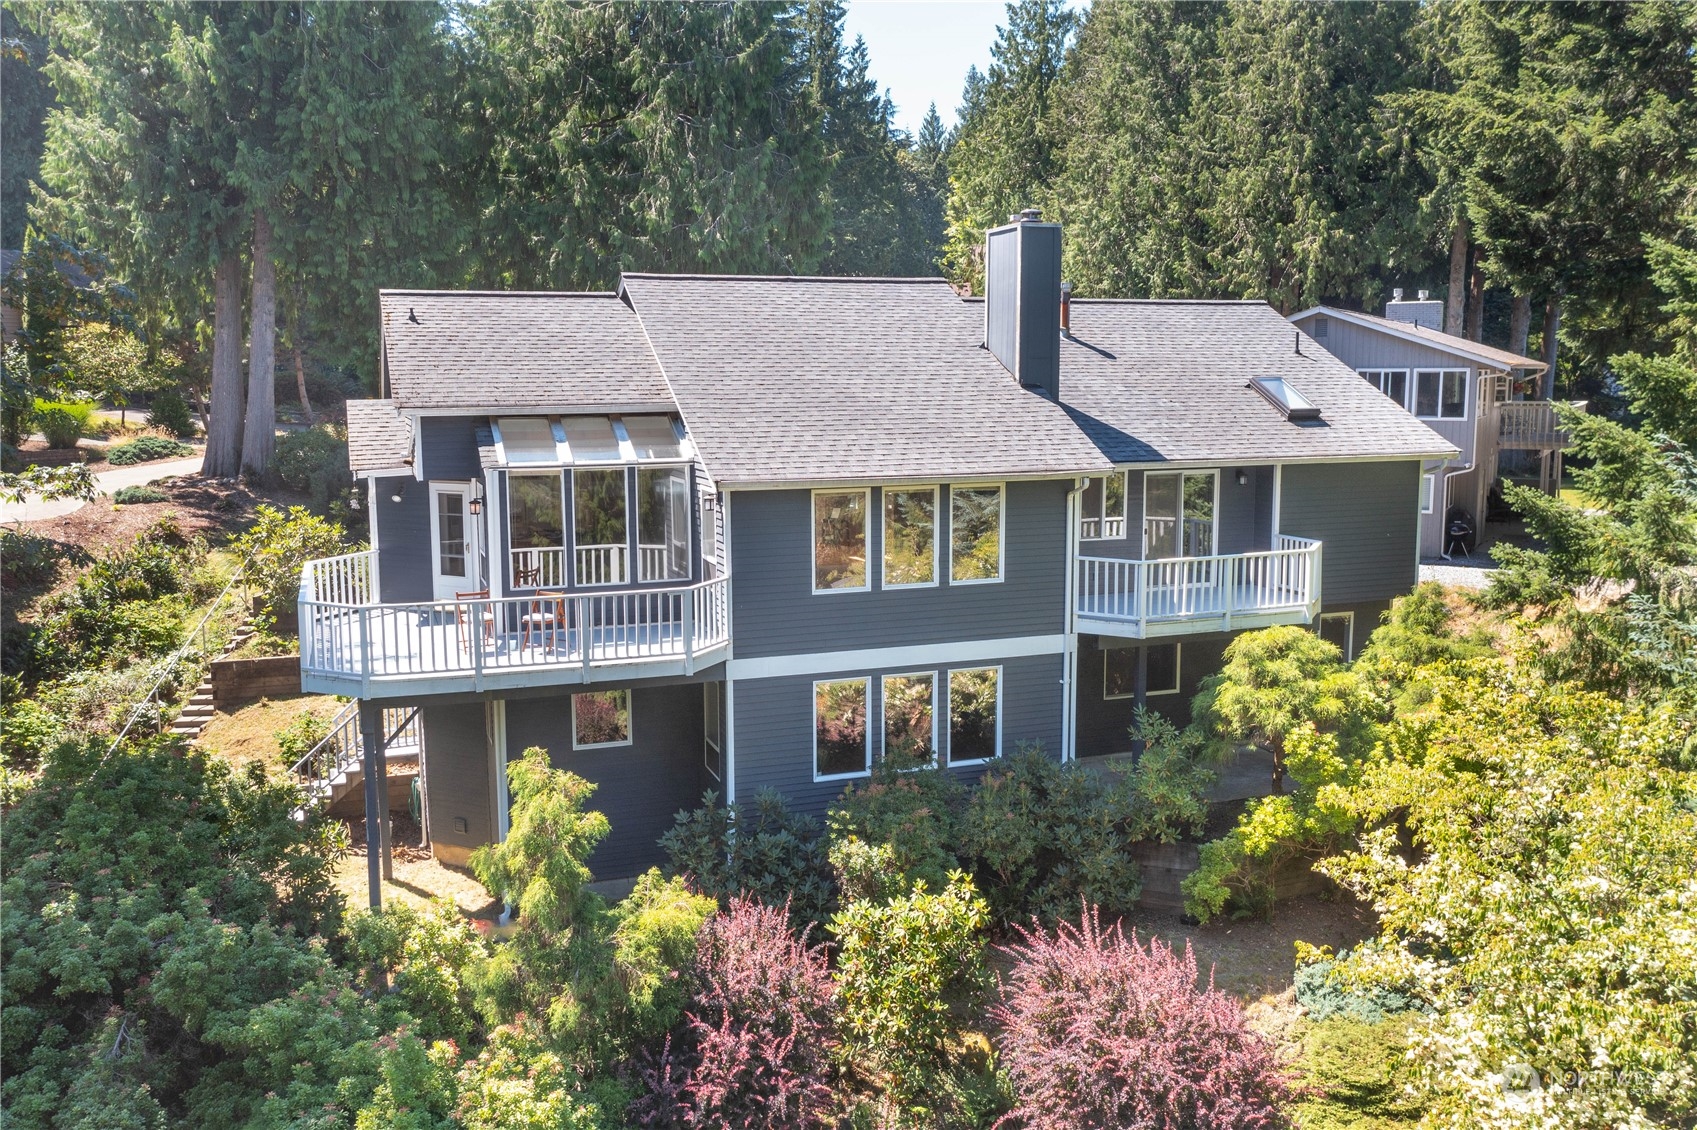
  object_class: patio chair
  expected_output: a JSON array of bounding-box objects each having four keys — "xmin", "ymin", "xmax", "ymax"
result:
[
  {"xmin": 520, "ymin": 590, "xmax": 569, "ymax": 651},
  {"xmin": 454, "ymin": 589, "xmax": 495, "ymax": 652}
]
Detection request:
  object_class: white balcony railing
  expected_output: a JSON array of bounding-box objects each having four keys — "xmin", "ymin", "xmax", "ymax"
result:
[
  {"xmin": 576, "ymin": 544, "xmax": 628, "ymax": 586},
  {"xmin": 1079, "ymin": 516, "xmax": 1127, "ymax": 541},
  {"xmin": 511, "ymin": 546, "xmax": 567, "ymax": 588},
  {"xmin": 1076, "ymin": 535, "xmax": 1321, "ymax": 635},
  {"xmin": 1497, "ymin": 401, "xmax": 1571, "ymax": 450},
  {"xmin": 299, "ymin": 550, "xmax": 729, "ymax": 690}
]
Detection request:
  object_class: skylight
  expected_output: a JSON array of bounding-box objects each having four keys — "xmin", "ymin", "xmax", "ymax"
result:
[
  {"xmin": 496, "ymin": 417, "xmax": 560, "ymax": 463},
  {"xmin": 561, "ymin": 416, "xmax": 624, "ymax": 462},
  {"xmin": 1250, "ymin": 376, "xmax": 1321, "ymax": 421},
  {"xmin": 622, "ymin": 415, "xmax": 687, "ymax": 461}
]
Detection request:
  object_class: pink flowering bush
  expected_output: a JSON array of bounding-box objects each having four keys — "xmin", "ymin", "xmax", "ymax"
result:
[
  {"xmin": 629, "ymin": 897, "xmax": 836, "ymax": 1129},
  {"xmin": 993, "ymin": 907, "xmax": 1292, "ymax": 1129}
]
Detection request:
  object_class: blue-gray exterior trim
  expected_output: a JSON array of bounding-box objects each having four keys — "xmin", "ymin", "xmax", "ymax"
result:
[
  {"xmin": 373, "ymin": 475, "xmax": 433, "ymax": 602},
  {"xmin": 419, "ymin": 416, "xmax": 487, "ymax": 482},
  {"xmin": 728, "ymin": 480, "xmax": 1069, "ymax": 658}
]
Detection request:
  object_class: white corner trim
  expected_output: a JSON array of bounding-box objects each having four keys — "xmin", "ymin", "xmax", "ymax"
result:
[{"xmin": 725, "ymin": 634, "xmax": 1066, "ymax": 682}]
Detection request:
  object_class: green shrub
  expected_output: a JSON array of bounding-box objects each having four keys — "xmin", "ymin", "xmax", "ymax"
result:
[
  {"xmin": 271, "ymin": 425, "xmax": 351, "ymax": 513},
  {"xmin": 828, "ymin": 761, "xmax": 965, "ymax": 896},
  {"xmin": 110, "ymin": 483, "xmax": 167, "ymax": 504},
  {"xmin": 276, "ymin": 710, "xmax": 332, "ymax": 770},
  {"xmin": 660, "ymin": 787, "xmax": 836, "ymax": 927},
  {"xmin": 35, "ymin": 405, "xmax": 82, "ymax": 448},
  {"xmin": 1, "ymin": 680, "xmax": 63, "ymax": 768},
  {"xmin": 348, "ymin": 900, "xmax": 487, "ymax": 1046},
  {"xmin": 1294, "ymin": 948, "xmax": 1419, "ymax": 1024},
  {"xmin": 147, "ymin": 388, "xmax": 197, "ymax": 437},
  {"xmin": 832, "ymin": 872, "xmax": 989, "ymax": 1112},
  {"xmin": 956, "ymin": 744, "xmax": 1146, "ymax": 927},
  {"xmin": 0, "ymin": 529, "xmax": 66, "ymax": 589},
  {"xmin": 235, "ymin": 504, "xmax": 350, "ymax": 626},
  {"xmin": 1290, "ymin": 1016, "xmax": 1425, "ymax": 1129},
  {"xmin": 3, "ymin": 342, "xmax": 34, "ymax": 448},
  {"xmin": 106, "ymin": 434, "xmax": 192, "ymax": 464}
]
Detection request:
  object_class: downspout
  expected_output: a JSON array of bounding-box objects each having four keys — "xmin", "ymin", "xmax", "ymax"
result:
[
  {"xmin": 1438, "ymin": 458, "xmax": 1476, "ymax": 561},
  {"xmin": 1061, "ymin": 476, "xmax": 1087, "ymax": 762}
]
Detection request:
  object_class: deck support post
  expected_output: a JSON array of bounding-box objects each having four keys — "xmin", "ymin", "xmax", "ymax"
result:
[
  {"xmin": 1132, "ymin": 645, "xmax": 1149, "ymax": 757},
  {"xmin": 359, "ymin": 699, "xmax": 386, "ymax": 908}
]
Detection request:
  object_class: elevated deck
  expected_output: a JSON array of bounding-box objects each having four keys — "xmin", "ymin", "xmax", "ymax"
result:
[{"xmin": 1076, "ymin": 536, "xmax": 1321, "ymax": 638}]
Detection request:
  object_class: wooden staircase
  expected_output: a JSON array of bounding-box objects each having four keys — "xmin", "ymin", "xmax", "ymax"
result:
[
  {"xmin": 168, "ymin": 620, "xmax": 258, "ymax": 742},
  {"xmin": 290, "ymin": 703, "xmax": 421, "ymax": 820}
]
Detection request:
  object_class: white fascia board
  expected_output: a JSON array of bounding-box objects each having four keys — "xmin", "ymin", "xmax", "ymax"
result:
[
  {"xmin": 725, "ymin": 634, "xmax": 1065, "ymax": 682},
  {"xmin": 1109, "ymin": 451, "xmax": 1458, "ymax": 471},
  {"xmin": 719, "ymin": 470, "xmax": 1099, "ymax": 492}
]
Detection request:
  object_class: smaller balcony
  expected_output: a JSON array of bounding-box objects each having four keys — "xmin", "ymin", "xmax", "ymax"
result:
[
  {"xmin": 1076, "ymin": 536, "xmax": 1322, "ymax": 638},
  {"xmin": 298, "ymin": 550, "xmax": 729, "ymax": 698},
  {"xmin": 1496, "ymin": 401, "xmax": 1571, "ymax": 451}
]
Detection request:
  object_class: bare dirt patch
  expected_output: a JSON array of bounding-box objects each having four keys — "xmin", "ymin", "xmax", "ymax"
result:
[
  {"xmin": 333, "ymin": 813, "xmax": 502, "ymax": 924},
  {"xmin": 197, "ymin": 693, "xmax": 347, "ymax": 776},
  {"xmin": 11, "ymin": 475, "xmax": 261, "ymax": 558}
]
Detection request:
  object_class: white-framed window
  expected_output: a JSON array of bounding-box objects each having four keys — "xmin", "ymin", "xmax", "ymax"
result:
[
  {"xmin": 1420, "ymin": 472, "xmax": 1437, "ymax": 514},
  {"xmin": 950, "ymin": 484, "xmax": 1004, "ymax": 583},
  {"xmin": 814, "ymin": 677, "xmax": 870, "ymax": 780},
  {"xmin": 883, "ymin": 486, "xmax": 939, "ymax": 588},
  {"xmin": 1319, "ymin": 611, "xmax": 1356, "ymax": 661},
  {"xmin": 882, "ymin": 671, "xmax": 938, "ymax": 766},
  {"xmin": 572, "ymin": 689, "xmax": 632, "ymax": 749},
  {"xmin": 813, "ymin": 489, "xmax": 869, "ymax": 593},
  {"xmin": 1144, "ymin": 470, "xmax": 1217, "ymax": 559},
  {"xmin": 946, "ymin": 666, "xmax": 1001, "ymax": 765},
  {"xmin": 1359, "ymin": 369, "xmax": 1410, "ymax": 411},
  {"xmin": 703, "ymin": 682, "xmax": 723, "ymax": 779},
  {"xmin": 637, "ymin": 465, "xmax": 691, "ymax": 582},
  {"xmin": 1080, "ymin": 471, "xmax": 1127, "ymax": 540},
  {"xmin": 1414, "ymin": 369, "xmax": 1468, "ymax": 420},
  {"xmin": 1103, "ymin": 642, "xmax": 1181, "ymax": 700},
  {"xmin": 508, "ymin": 471, "xmax": 566, "ymax": 588}
]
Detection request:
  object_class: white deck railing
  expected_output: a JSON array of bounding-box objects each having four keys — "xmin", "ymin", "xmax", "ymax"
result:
[
  {"xmin": 1497, "ymin": 401, "xmax": 1570, "ymax": 449},
  {"xmin": 1077, "ymin": 536, "xmax": 1320, "ymax": 633},
  {"xmin": 511, "ymin": 546, "xmax": 566, "ymax": 588},
  {"xmin": 300, "ymin": 549, "xmax": 730, "ymax": 687},
  {"xmin": 1079, "ymin": 516, "xmax": 1127, "ymax": 541},
  {"xmin": 576, "ymin": 543, "xmax": 628, "ymax": 586}
]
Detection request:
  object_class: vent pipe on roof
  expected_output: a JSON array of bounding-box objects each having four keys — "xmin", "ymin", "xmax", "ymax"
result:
[{"xmin": 984, "ymin": 209, "xmax": 1062, "ymax": 400}]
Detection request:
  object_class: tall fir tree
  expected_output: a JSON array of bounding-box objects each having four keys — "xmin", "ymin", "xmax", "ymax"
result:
[{"xmin": 2, "ymin": 3, "xmax": 54, "ymax": 250}]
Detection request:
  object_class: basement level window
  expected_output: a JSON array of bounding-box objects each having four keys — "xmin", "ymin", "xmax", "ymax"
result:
[{"xmin": 1250, "ymin": 376, "xmax": 1321, "ymax": 421}]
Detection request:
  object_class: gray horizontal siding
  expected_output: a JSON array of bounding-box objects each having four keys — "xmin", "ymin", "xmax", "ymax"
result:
[
  {"xmin": 505, "ymin": 684, "xmax": 709, "ymax": 880},
  {"xmin": 422, "ymin": 702, "xmax": 493, "ymax": 852},
  {"xmin": 728, "ymin": 480, "xmax": 1069, "ymax": 658},
  {"xmin": 1299, "ymin": 313, "xmax": 1483, "ymax": 374},
  {"xmin": 419, "ymin": 416, "xmax": 486, "ymax": 481},
  {"xmin": 374, "ymin": 475, "xmax": 433, "ymax": 602},
  {"xmin": 1280, "ymin": 461, "xmax": 1419, "ymax": 606},
  {"xmin": 729, "ymin": 651, "xmax": 1065, "ymax": 819},
  {"xmin": 1074, "ymin": 632, "xmax": 1228, "ymax": 757}
]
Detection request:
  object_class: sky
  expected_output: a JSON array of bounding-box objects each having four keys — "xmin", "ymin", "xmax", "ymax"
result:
[{"xmin": 841, "ymin": 1, "xmax": 1011, "ymax": 138}]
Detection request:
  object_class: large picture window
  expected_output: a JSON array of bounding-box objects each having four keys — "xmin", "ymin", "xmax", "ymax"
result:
[
  {"xmin": 572, "ymin": 689, "xmax": 631, "ymax": 749},
  {"xmin": 883, "ymin": 672, "xmax": 937, "ymax": 766},
  {"xmin": 947, "ymin": 667, "xmax": 1000, "ymax": 764},
  {"xmin": 1080, "ymin": 472, "xmax": 1127, "ymax": 539},
  {"xmin": 638, "ymin": 466, "xmax": 690, "ymax": 582},
  {"xmin": 950, "ymin": 485, "xmax": 1003, "ymax": 583},
  {"xmin": 1144, "ymin": 471, "xmax": 1216, "ymax": 559},
  {"xmin": 883, "ymin": 488, "xmax": 938, "ymax": 587},
  {"xmin": 815, "ymin": 678, "xmax": 869, "ymax": 779},
  {"xmin": 1414, "ymin": 370, "xmax": 1468, "ymax": 420},
  {"xmin": 574, "ymin": 468, "xmax": 628, "ymax": 585},
  {"xmin": 814, "ymin": 491, "xmax": 868, "ymax": 592},
  {"xmin": 509, "ymin": 472, "xmax": 564, "ymax": 587}
]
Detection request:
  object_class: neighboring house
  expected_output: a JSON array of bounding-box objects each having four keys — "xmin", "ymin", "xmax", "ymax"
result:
[
  {"xmin": 1289, "ymin": 295, "xmax": 1567, "ymax": 558},
  {"xmin": 305, "ymin": 215, "xmax": 1456, "ymax": 898}
]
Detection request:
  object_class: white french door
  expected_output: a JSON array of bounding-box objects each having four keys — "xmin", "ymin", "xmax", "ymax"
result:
[{"xmin": 429, "ymin": 482, "xmax": 480, "ymax": 600}]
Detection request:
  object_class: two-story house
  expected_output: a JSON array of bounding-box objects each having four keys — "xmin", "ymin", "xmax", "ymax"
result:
[
  {"xmin": 307, "ymin": 215, "xmax": 1457, "ymax": 905},
  {"xmin": 1288, "ymin": 296, "xmax": 1566, "ymax": 558}
]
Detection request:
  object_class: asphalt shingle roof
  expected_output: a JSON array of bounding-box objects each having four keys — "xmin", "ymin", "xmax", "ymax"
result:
[
  {"xmin": 1058, "ymin": 300, "xmax": 1460, "ymax": 464},
  {"xmin": 1302, "ymin": 305, "xmax": 1547, "ymax": 373},
  {"xmin": 345, "ymin": 399, "xmax": 414, "ymax": 474},
  {"xmin": 620, "ymin": 274, "xmax": 1113, "ymax": 485},
  {"xmin": 379, "ymin": 290, "xmax": 674, "ymax": 413}
]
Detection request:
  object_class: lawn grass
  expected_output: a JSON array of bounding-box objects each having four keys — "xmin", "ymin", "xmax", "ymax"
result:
[{"xmin": 197, "ymin": 693, "xmax": 347, "ymax": 776}]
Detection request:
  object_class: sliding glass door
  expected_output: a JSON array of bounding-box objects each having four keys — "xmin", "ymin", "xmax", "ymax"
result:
[{"xmin": 1143, "ymin": 471, "xmax": 1216, "ymax": 559}]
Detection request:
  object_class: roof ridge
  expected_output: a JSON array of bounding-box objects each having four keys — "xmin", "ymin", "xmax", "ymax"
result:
[
  {"xmin": 622, "ymin": 273, "xmax": 950, "ymax": 284},
  {"xmin": 1069, "ymin": 298, "xmax": 1266, "ymax": 306},
  {"xmin": 379, "ymin": 289, "xmax": 620, "ymax": 298}
]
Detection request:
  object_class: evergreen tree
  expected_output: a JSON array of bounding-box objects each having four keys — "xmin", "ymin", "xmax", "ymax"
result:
[
  {"xmin": 942, "ymin": 0, "xmax": 1078, "ymax": 292},
  {"xmin": 1, "ymin": 4, "xmax": 54, "ymax": 249}
]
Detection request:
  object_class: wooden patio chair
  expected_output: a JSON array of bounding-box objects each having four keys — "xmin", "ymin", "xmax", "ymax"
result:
[
  {"xmin": 520, "ymin": 590, "xmax": 569, "ymax": 651},
  {"xmin": 455, "ymin": 589, "xmax": 495, "ymax": 652}
]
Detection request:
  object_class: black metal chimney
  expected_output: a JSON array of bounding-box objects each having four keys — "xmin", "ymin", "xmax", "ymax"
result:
[{"xmin": 984, "ymin": 208, "xmax": 1061, "ymax": 399}]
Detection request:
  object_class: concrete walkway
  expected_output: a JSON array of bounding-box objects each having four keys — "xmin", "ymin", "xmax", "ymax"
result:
[{"xmin": 1, "ymin": 453, "xmax": 204, "ymax": 523}]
